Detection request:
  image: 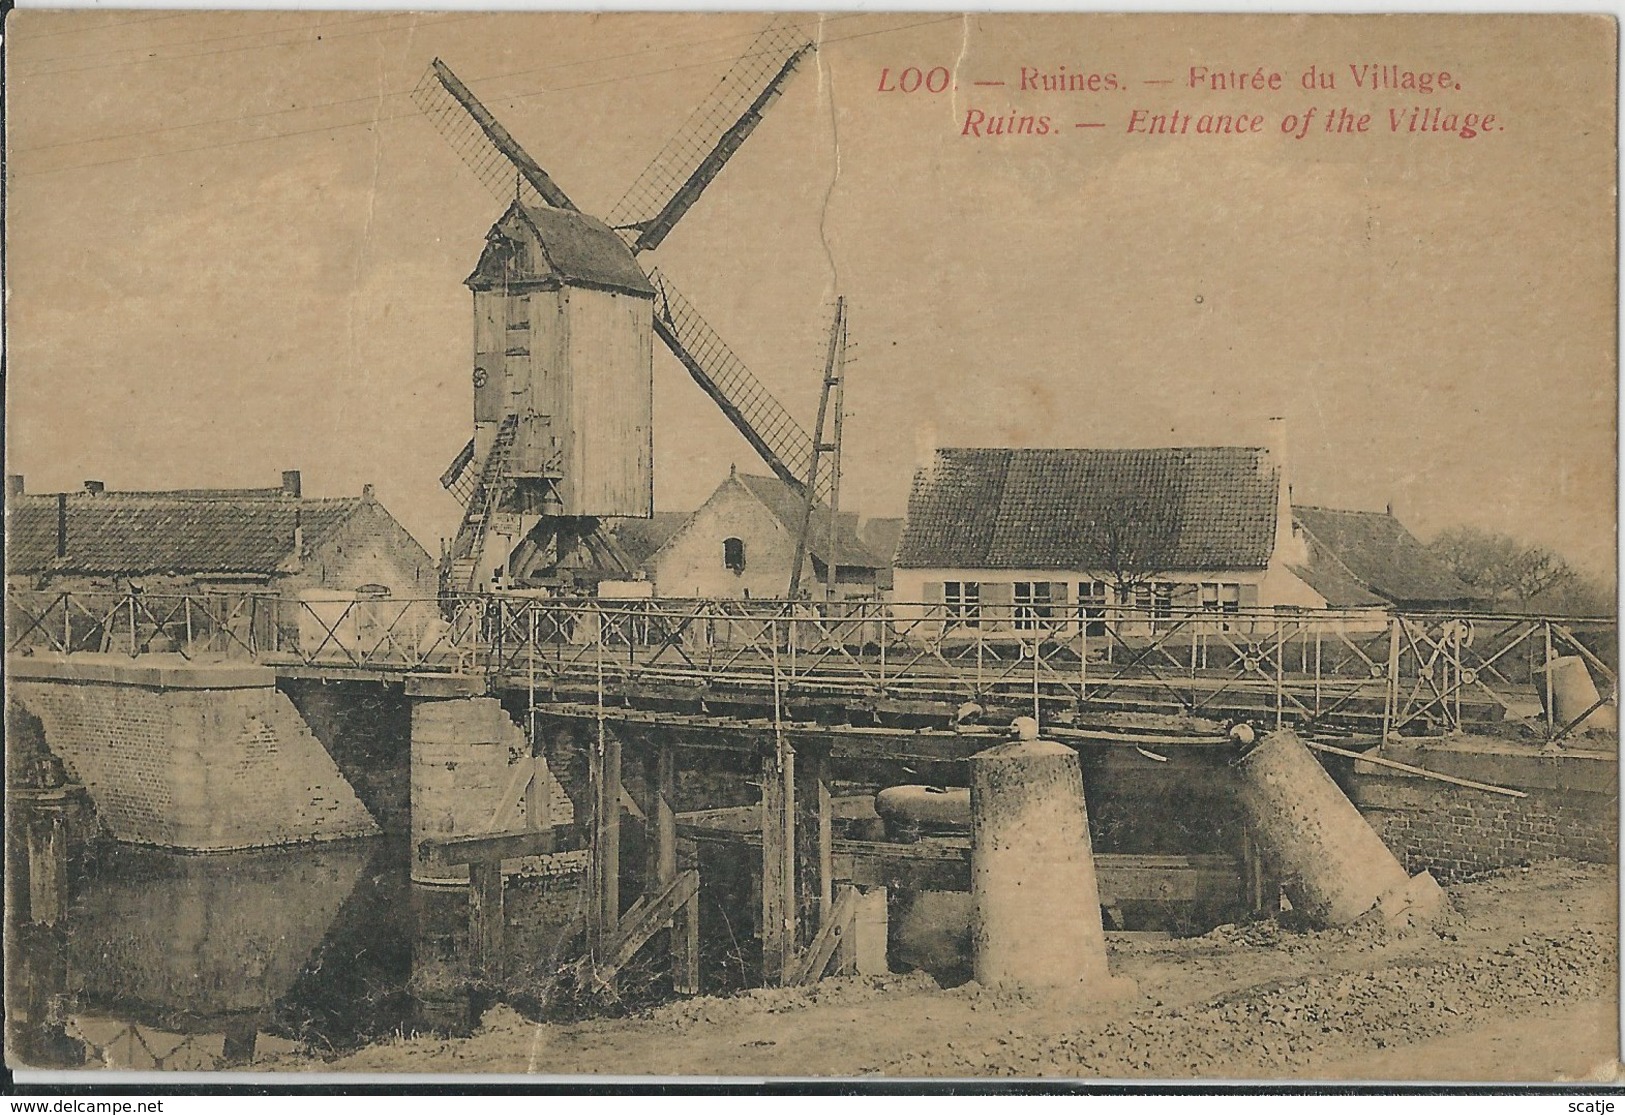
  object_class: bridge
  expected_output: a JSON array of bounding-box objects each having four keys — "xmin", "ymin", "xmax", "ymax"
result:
[
  {"xmin": 7, "ymin": 588, "xmax": 1616, "ymax": 741},
  {"xmin": 8, "ymin": 587, "xmax": 1616, "ymax": 993}
]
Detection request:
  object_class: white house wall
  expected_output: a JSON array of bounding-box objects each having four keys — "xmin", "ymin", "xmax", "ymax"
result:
[{"xmin": 650, "ymin": 482, "xmax": 802, "ymax": 599}]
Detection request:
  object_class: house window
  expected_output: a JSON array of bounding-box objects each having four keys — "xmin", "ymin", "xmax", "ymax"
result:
[
  {"xmin": 944, "ymin": 581, "xmax": 980, "ymax": 627},
  {"xmin": 1013, "ymin": 581, "xmax": 1053, "ymax": 631},
  {"xmin": 1151, "ymin": 583, "xmax": 1173, "ymax": 621},
  {"xmin": 723, "ymin": 537, "xmax": 746, "ymax": 574},
  {"xmin": 1077, "ymin": 580, "xmax": 1109, "ymax": 636},
  {"xmin": 1132, "ymin": 582, "xmax": 1174, "ymax": 625},
  {"xmin": 1200, "ymin": 582, "xmax": 1242, "ymax": 614}
]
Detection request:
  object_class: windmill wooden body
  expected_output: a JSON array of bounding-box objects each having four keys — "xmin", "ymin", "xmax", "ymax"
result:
[{"xmin": 421, "ymin": 20, "xmax": 833, "ymax": 594}]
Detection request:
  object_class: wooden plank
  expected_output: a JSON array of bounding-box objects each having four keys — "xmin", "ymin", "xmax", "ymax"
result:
[
  {"xmin": 794, "ymin": 750, "xmax": 832, "ymax": 949},
  {"xmin": 674, "ymin": 879, "xmax": 701, "ymax": 996},
  {"xmin": 676, "ymin": 794, "xmax": 876, "ymax": 838},
  {"xmin": 648, "ymin": 736, "xmax": 678, "ymax": 885},
  {"xmin": 487, "ymin": 756, "xmax": 536, "ymax": 833},
  {"xmin": 527, "ymin": 747, "xmax": 552, "ymax": 833},
  {"xmin": 600, "ymin": 729, "xmax": 623, "ymax": 941},
  {"xmin": 789, "ymin": 884, "xmax": 859, "ymax": 986},
  {"xmin": 588, "ymin": 869, "xmax": 701, "ymax": 990},
  {"xmin": 418, "ymin": 826, "xmax": 567, "ymax": 866},
  {"xmin": 468, "ymin": 861, "xmax": 504, "ymax": 976},
  {"xmin": 760, "ymin": 742, "xmax": 795, "ymax": 986}
]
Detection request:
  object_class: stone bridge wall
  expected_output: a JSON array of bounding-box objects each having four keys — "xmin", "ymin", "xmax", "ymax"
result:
[{"xmin": 10, "ymin": 658, "xmax": 378, "ymax": 850}]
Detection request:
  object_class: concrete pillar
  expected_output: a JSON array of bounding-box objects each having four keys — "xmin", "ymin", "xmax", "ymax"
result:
[
  {"xmin": 1231, "ymin": 726, "xmax": 1445, "ymax": 927},
  {"xmin": 410, "ymin": 697, "xmax": 522, "ymax": 884},
  {"xmin": 1543, "ymin": 655, "xmax": 1618, "ymax": 733},
  {"xmin": 24, "ymin": 812, "xmax": 69, "ymax": 926},
  {"xmin": 969, "ymin": 720, "xmax": 1119, "ymax": 992},
  {"xmin": 844, "ymin": 886, "xmax": 890, "ymax": 976}
]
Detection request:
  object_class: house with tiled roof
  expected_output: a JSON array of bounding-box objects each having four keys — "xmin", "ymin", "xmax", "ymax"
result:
[
  {"xmin": 893, "ymin": 445, "xmax": 1340, "ymax": 633},
  {"xmin": 644, "ymin": 469, "xmax": 886, "ymax": 599},
  {"xmin": 1287, "ymin": 505, "xmax": 1491, "ymax": 611},
  {"xmin": 6, "ymin": 470, "xmax": 436, "ymax": 602}
]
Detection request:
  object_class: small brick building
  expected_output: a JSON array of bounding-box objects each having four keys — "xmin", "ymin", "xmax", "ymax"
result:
[
  {"xmin": 642, "ymin": 469, "xmax": 886, "ymax": 600},
  {"xmin": 6, "ymin": 471, "xmax": 436, "ymax": 602}
]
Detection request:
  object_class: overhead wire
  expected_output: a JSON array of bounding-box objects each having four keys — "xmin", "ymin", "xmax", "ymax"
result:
[{"xmin": 12, "ymin": 15, "xmax": 963, "ymax": 180}]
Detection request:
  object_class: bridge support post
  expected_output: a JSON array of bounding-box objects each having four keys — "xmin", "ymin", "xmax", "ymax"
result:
[
  {"xmin": 645, "ymin": 732, "xmax": 700, "ymax": 995},
  {"xmin": 760, "ymin": 737, "xmax": 795, "ymax": 986},
  {"xmin": 410, "ymin": 694, "xmax": 524, "ymax": 885},
  {"xmin": 588, "ymin": 723, "xmax": 623, "ymax": 979},
  {"xmin": 969, "ymin": 721, "xmax": 1125, "ymax": 995},
  {"xmin": 796, "ymin": 748, "xmax": 834, "ymax": 943},
  {"xmin": 1231, "ymin": 727, "xmax": 1445, "ymax": 928}
]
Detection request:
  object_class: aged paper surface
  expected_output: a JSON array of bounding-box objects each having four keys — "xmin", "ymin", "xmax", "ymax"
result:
[{"xmin": 3, "ymin": 10, "xmax": 1618, "ymax": 1084}]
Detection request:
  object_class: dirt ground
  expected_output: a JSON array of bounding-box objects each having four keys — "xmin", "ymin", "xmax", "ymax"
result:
[{"xmin": 282, "ymin": 859, "xmax": 1620, "ymax": 1082}]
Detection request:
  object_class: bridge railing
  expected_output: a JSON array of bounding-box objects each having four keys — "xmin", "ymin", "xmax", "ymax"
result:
[{"xmin": 5, "ymin": 587, "xmax": 1616, "ymax": 740}]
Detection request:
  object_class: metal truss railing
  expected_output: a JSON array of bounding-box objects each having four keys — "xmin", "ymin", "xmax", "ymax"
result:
[{"xmin": 6, "ymin": 587, "xmax": 1616, "ymax": 740}]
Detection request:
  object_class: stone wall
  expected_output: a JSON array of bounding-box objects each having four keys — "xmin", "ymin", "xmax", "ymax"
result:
[
  {"xmin": 410, "ymin": 696, "xmax": 572, "ymax": 884},
  {"xmin": 1348, "ymin": 744, "xmax": 1618, "ymax": 883},
  {"xmin": 11, "ymin": 665, "xmax": 378, "ymax": 851},
  {"xmin": 281, "ymin": 679, "xmax": 412, "ymax": 836}
]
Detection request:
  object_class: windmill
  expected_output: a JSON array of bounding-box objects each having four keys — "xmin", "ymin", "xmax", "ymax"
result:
[{"xmin": 416, "ymin": 17, "xmax": 834, "ymax": 594}]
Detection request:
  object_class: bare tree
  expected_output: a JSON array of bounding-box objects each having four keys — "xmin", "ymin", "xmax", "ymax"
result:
[
  {"xmin": 1089, "ymin": 490, "xmax": 1182, "ymax": 606},
  {"xmin": 1430, "ymin": 526, "xmax": 1578, "ymax": 606}
]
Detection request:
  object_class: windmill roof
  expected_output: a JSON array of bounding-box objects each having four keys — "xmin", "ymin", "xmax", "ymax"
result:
[
  {"xmin": 895, "ymin": 447, "xmax": 1281, "ymax": 572},
  {"xmin": 1290, "ymin": 505, "xmax": 1490, "ymax": 608},
  {"xmin": 734, "ymin": 473, "xmax": 884, "ymax": 570},
  {"xmin": 7, "ymin": 492, "xmax": 367, "ymax": 577},
  {"xmin": 467, "ymin": 203, "xmax": 654, "ymax": 297}
]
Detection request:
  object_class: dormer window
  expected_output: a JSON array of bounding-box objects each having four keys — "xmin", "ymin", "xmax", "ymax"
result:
[{"xmin": 723, "ymin": 537, "xmax": 746, "ymax": 574}]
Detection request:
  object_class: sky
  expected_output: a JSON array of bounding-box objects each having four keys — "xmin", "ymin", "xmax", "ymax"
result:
[{"xmin": 5, "ymin": 11, "xmax": 1617, "ymax": 578}]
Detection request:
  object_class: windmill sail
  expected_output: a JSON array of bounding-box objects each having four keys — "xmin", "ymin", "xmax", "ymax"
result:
[
  {"xmin": 649, "ymin": 268, "xmax": 830, "ymax": 504},
  {"xmin": 411, "ymin": 37, "xmax": 832, "ymax": 543},
  {"xmin": 607, "ymin": 15, "xmax": 815, "ymax": 251},
  {"xmin": 412, "ymin": 59, "xmax": 578, "ymax": 210}
]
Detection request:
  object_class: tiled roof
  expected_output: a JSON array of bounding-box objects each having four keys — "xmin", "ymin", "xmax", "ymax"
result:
[
  {"xmin": 1284, "ymin": 534, "xmax": 1389, "ymax": 608},
  {"xmin": 7, "ymin": 493, "xmax": 365, "ymax": 576},
  {"xmin": 735, "ymin": 474, "xmax": 885, "ymax": 570},
  {"xmin": 860, "ymin": 517, "xmax": 905, "ymax": 565},
  {"xmin": 1291, "ymin": 506, "xmax": 1490, "ymax": 608},
  {"xmin": 466, "ymin": 202, "xmax": 655, "ymax": 297},
  {"xmin": 610, "ymin": 511, "xmax": 692, "ymax": 568},
  {"xmin": 896, "ymin": 447, "xmax": 1281, "ymax": 572}
]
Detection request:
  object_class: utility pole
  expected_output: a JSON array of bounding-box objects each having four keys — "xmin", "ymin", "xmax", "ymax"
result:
[
  {"xmin": 789, "ymin": 298, "xmax": 845, "ymax": 600},
  {"xmin": 824, "ymin": 315, "xmax": 847, "ymax": 603}
]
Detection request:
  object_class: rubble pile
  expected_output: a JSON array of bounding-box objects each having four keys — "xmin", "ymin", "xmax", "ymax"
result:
[{"xmin": 880, "ymin": 927, "xmax": 1615, "ymax": 1078}]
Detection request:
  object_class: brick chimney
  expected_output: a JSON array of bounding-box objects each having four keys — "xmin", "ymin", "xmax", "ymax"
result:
[
  {"xmin": 1267, "ymin": 416, "xmax": 1306, "ymax": 567},
  {"xmin": 281, "ymin": 470, "xmax": 302, "ymax": 498}
]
